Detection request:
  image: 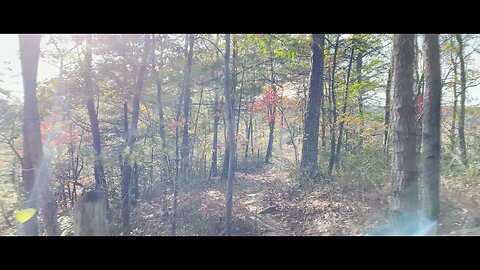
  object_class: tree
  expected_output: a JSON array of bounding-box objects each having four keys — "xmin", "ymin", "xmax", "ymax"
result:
[
  {"xmin": 223, "ymin": 34, "xmax": 236, "ymax": 235},
  {"xmin": 421, "ymin": 34, "xmax": 441, "ymax": 223},
  {"xmin": 121, "ymin": 34, "xmax": 151, "ymax": 235},
  {"xmin": 335, "ymin": 44, "xmax": 355, "ymax": 166},
  {"xmin": 84, "ymin": 35, "xmax": 108, "ymax": 214},
  {"xmin": 455, "ymin": 34, "xmax": 467, "ymax": 165},
  {"xmin": 391, "ymin": 34, "xmax": 419, "ymax": 234},
  {"xmin": 19, "ymin": 34, "xmax": 59, "ymax": 235},
  {"xmin": 300, "ymin": 34, "xmax": 325, "ymax": 177},
  {"xmin": 19, "ymin": 34, "xmax": 42, "ymax": 236},
  {"xmin": 181, "ymin": 35, "xmax": 195, "ymax": 181},
  {"xmin": 327, "ymin": 34, "xmax": 340, "ymax": 176}
]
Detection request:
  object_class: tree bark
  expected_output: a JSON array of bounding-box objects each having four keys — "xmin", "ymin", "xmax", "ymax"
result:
[
  {"xmin": 181, "ymin": 34, "xmax": 195, "ymax": 181},
  {"xmin": 121, "ymin": 34, "xmax": 150, "ymax": 235},
  {"xmin": 449, "ymin": 40, "xmax": 458, "ymax": 154},
  {"xmin": 20, "ymin": 34, "xmax": 42, "ymax": 236},
  {"xmin": 172, "ymin": 90, "xmax": 184, "ymax": 236},
  {"xmin": 300, "ymin": 34, "xmax": 325, "ymax": 177},
  {"xmin": 20, "ymin": 34, "xmax": 59, "ymax": 236},
  {"xmin": 84, "ymin": 35, "xmax": 109, "ymax": 217},
  {"xmin": 455, "ymin": 34, "xmax": 467, "ymax": 165},
  {"xmin": 391, "ymin": 34, "xmax": 419, "ymax": 234},
  {"xmin": 356, "ymin": 51, "xmax": 364, "ymax": 143},
  {"xmin": 211, "ymin": 89, "xmax": 220, "ymax": 176},
  {"xmin": 384, "ymin": 48, "xmax": 395, "ymax": 151},
  {"xmin": 335, "ymin": 45, "xmax": 355, "ymax": 166},
  {"xmin": 421, "ymin": 34, "xmax": 441, "ymax": 223},
  {"xmin": 150, "ymin": 34, "xmax": 168, "ymax": 217},
  {"xmin": 328, "ymin": 34, "xmax": 340, "ymax": 176},
  {"xmin": 265, "ymin": 43, "xmax": 277, "ymax": 164},
  {"xmin": 224, "ymin": 34, "xmax": 236, "ymax": 235}
]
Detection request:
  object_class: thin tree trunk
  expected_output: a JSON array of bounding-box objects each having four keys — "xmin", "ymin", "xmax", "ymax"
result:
[
  {"xmin": 391, "ymin": 34, "xmax": 419, "ymax": 234},
  {"xmin": 357, "ymin": 51, "xmax": 364, "ymax": 144},
  {"xmin": 265, "ymin": 46, "xmax": 277, "ymax": 163},
  {"xmin": 422, "ymin": 34, "xmax": 441, "ymax": 223},
  {"xmin": 450, "ymin": 41, "xmax": 458, "ymax": 154},
  {"xmin": 278, "ymin": 106, "xmax": 299, "ymax": 163},
  {"xmin": 190, "ymin": 86, "xmax": 204, "ymax": 164},
  {"xmin": 300, "ymin": 34, "xmax": 325, "ymax": 177},
  {"xmin": 121, "ymin": 35, "xmax": 150, "ymax": 235},
  {"xmin": 245, "ymin": 111, "xmax": 252, "ymax": 158},
  {"xmin": 384, "ymin": 48, "xmax": 395, "ymax": 151},
  {"xmin": 181, "ymin": 34, "xmax": 195, "ymax": 181},
  {"xmin": 224, "ymin": 34, "xmax": 236, "ymax": 236},
  {"xmin": 335, "ymin": 45, "xmax": 355, "ymax": 167},
  {"xmin": 211, "ymin": 90, "xmax": 220, "ymax": 177},
  {"xmin": 328, "ymin": 34, "xmax": 340, "ymax": 176},
  {"xmin": 455, "ymin": 34, "xmax": 467, "ymax": 165},
  {"xmin": 172, "ymin": 90, "xmax": 184, "ymax": 236},
  {"xmin": 84, "ymin": 35, "xmax": 109, "ymax": 218},
  {"xmin": 150, "ymin": 34, "xmax": 168, "ymax": 217}
]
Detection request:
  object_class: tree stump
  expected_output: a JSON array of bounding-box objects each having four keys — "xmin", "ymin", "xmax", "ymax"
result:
[{"xmin": 74, "ymin": 190, "xmax": 107, "ymax": 236}]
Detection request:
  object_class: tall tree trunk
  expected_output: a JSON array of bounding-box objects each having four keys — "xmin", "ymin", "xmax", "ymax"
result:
[
  {"xmin": 20, "ymin": 34, "xmax": 60, "ymax": 236},
  {"xmin": 422, "ymin": 34, "xmax": 441, "ymax": 224},
  {"xmin": 328, "ymin": 34, "xmax": 340, "ymax": 176},
  {"xmin": 211, "ymin": 34, "xmax": 221, "ymax": 177},
  {"xmin": 265, "ymin": 45, "xmax": 277, "ymax": 163},
  {"xmin": 455, "ymin": 34, "xmax": 467, "ymax": 165},
  {"xmin": 335, "ymin": 45, "xmax": 355, "ymax": 166},
  {"xmin": 224, "ymin": 34, "xmax": 236, "ymax": 235},
  {"xmin": 121, "ymin": 35, "xmax": 150, "ymax": 235},
  {"xmin": 84, "ymin": 34, "xmax": 109, "ymax": 217},
  {"xmin": 181, "ymin": 34, "xmax": 195, "ymax": 181},
  {"xmin": 172, "ymin": 90, "xmax": 184, "ymax": 236},
  {"xmin": 391, "ymin": 34, "xmax": 419, "ymax": 234},
  {"xmin": 300, "ymin": 34, "xmax": 325, "ymax": 177},
  {"xmin": 450, "ymin": 41, "xmax": 458, "ymax": 154},
  {"xmin": 20, "ymin": 34, "xmax": 43, "ymax": 236},
  {"xmin": 357, "ymin": 51, "xmax": 364, "ymax": 143},
  {"xmin": 150, "ymin": 34, "xmax": 168, "ymax": 217},
  {"xmin": 384, "ymin": 48, "xmax": 395, "ymax": 151}
]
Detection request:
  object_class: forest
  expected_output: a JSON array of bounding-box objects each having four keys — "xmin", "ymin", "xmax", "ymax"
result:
[{"xmin": 0, "ymin": 33, "xmax": 479, "ymax": 236}]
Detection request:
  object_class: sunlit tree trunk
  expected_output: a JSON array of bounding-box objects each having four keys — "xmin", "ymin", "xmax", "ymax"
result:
[{"xmin": 20, "ymin": 34, "xmax": 42, "ymax": 236}]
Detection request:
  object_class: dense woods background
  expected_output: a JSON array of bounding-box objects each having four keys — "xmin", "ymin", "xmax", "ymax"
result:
[{"xmin": 1, "ymin": 34, "xmax": 480, "ymax": 236}]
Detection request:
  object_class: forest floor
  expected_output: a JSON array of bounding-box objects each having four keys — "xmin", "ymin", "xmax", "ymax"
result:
[
  {"xmin": 3, "ymin": 148, "xmax": 480, "ymax": 236},
  {"xmin": 129, "ymin": 146, "xmax": 480, "ymax": 236}
]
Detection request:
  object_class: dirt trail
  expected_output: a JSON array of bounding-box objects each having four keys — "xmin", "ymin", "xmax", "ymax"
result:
[{"xmin": 234, "ymin": 164, "xmax": 295, "ymax": 236}]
